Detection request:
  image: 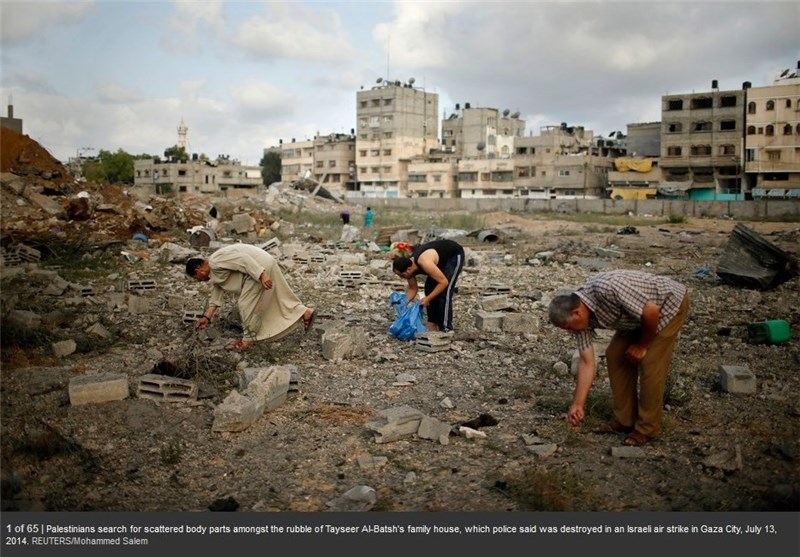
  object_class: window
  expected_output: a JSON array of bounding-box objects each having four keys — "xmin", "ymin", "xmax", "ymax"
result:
[
  {"xmin": 690, "ymin": 145, "xmax": 712, "ymax": 156},
  {"xmin": 178, "ymin": 169, "xmax": 187, "ymax": 176},
  {"xmin": 383, "ymin": 115, "xmax": 393, "ymax": 123},
  {"xmin": 666, "ymin": 146, "xmax": 682, "ymax": 156},
  {"xmin": 370, "ymin": 149, "xmax": 379, "ymax": 156},
  {"xmin": 786, "ymin": 99, "xmax": 792, "ymax": 108},
  {"xmin": 558, "ymin": 170, "xmax": 570, "ymax": 177},
  {"xmin": 667, "ymin": 99, "xmax": 683, "ymax": 110},
  {"xmin": 691, "ymin": 97, "xmax": 713, "ymax": 109},
  {"xmin": 766, "ymin": 125, "xmax": 774, "ymax": 136},
  {"xmin": 480, "ymin": 173, "xmax": 490, "ymax": 181},
  {"xmin": 433, "ymin": 175, "xmax": 441, "ymax": 182},
  {"xmin": 667, "ymin": 123, "xmax": 682, "ymax": 133},
  {"xmin": 747, "ymin": 125, "xmax": 756, "ymax": 135},
  {"xmin": 748, "ymin": 101, "xmax": 756, "ymax": 114},
  {"xmin": 719, "ymin": 120, "xmax": 736, "ymax": 131},
  {"xmin": 371, "ymin": 99, "xmax": 380, "ymax": 107},
  {"xmin": 720, "ymin": 95, "xmax": 737, "ymax": 107},
  {"xmin": 383, "ymin": 149, "xmax": 392, "ymax": 156},
  {"xmin": 371, "ymin": 166, "xmax": 379, "ymax": 173},
  {"xmin": 328, "ymin": 160, "xmax": 336, "ymax": 167},
  {"xmin": 783, "ymin": 124, "xmax": 792, "ymax": 135},
  {"xmin": 458, "ymin": 172, "xmax": 477, "ymax": 182},
  {"xmin": 382, "ymin": 166, "xmax": 391, "ymax": 173},
  {"xmin": 360, "ymin": 101, "xmax": 367, "ymax": 108},
  {"xmin": 767, "ymin": 151, "xmax": 781, "ymax": 161},
  {"xmin": 516, "ymin": 167, "xmax": 531, "ymax": 178},
  {"xmin": 766, "ymin": 100, "xmax": 775, "ymax": 111},
  {"xmin": 693, "ymin": 121, "xmax": 712, "ymax": 132},
  {"xmin": 408, "ymin": 174, "xmax": 426, "ymax": 183},
  {"xmin": 316, "ymin": 161, "xmax": 324, "ymax": 168},
  {"xmin": 719, "ymin": 144, "xmax": 735, "ymax": 155},
  {"xmin": 359, "ymin": 150, "xmax": 367, "ymax": 157},
  {"xmin": 383, "ymin": 132, "xmax": 393, "ymax": 139},
  {"xmin": 383, "ymin": 99, "xmax": 392, "ymax": 106},
  {"xmin": 369, "ymin": 116, "xmax": 379, "ymax": 127},
  {"xmin": 491, "ymin": 171, "xmax": 513, "ymax": 181}
]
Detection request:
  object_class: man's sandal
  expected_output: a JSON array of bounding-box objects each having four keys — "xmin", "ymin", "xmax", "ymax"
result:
[
  {"xmin": 225, "ymin": 339, "xmax": 252, "ymax": 351},
  {"xmin": 303, "ymin": 309, "xmax": 316, "ymax": 334},
  {"xmin": 622, "ymin": 431, "xmax": 652, "ymax": 447},
  {"xmin": 593, "ymin": 421, "xmax": 634, "ymax": 434}
]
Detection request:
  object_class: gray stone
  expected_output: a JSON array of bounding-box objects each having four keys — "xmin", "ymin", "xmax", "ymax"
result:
[
  {"xmin": 7, "ymin": 309, "xmax": 41, "ymax": 331},
  {"xmin": 528, "ymin": 443, "xmax": 558, "ymax": 457},
  {"xmin": 702, "ymin": 446, "xmax": 743, "ymax": 471},
  {"xmin": 417, "ymin": 416, "xmax": 452, "ymax": 445},
  {"xmin": 52, "ymin": 339, "xmax": 77, "ymax": 358},
  {"xmin": 480, "ymin": 294, "xmax": 513, "ymax": 312}
]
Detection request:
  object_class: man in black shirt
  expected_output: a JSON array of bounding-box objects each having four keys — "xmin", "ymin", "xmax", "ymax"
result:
[{"xmin": 392, "ymin": 239, "xmax": 465, "ymax": 332}]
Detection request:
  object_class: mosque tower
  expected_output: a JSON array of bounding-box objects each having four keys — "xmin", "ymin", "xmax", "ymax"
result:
[{"xmin": 177, "ymin": 118, "xmax": 188, "ymax": 150}]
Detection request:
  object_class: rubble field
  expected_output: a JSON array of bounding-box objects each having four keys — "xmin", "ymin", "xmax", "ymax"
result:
[{"xmin": 1, "ymin": 129, "xmax": 799, "ymax": 513}]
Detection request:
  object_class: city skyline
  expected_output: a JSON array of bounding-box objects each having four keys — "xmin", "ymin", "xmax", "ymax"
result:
[{"xmin": 1, "ymin": 0, "xmax": 797, "ymax": 165}]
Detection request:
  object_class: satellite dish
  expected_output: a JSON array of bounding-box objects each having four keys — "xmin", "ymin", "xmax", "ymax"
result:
[
  {"xmin": 511, "ymin": 111, "xmax": 520, "ymax": 119},
  {"xmin": 503, "ymin": 109, "xmax": 510, "ymax": 117},
  {"xmin": 409, "ymin": 77, "xmax": 416, "ymax": 85},
  {"xmin": 376, "ymin": 77, "xmax": 383, "ymax": 84},
  {"xmin": 476, "ymin": 142, "xmax": 486, "ymax": 151}
]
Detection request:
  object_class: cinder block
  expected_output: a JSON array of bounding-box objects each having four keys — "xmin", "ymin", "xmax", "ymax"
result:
[
  {"xmin": 719, "ymin": 365, "xmax": 757, "ymax": 394},
  {"xmin": 127, "ymin": 295, "xmax": 152, "ymax": 315},
  {"xmin": 486, "ymin": 283, "xmax": 512, "ymax": 293},
  {"xmin": 415, "ymin": 331, "xmax": 453, "ymax": 353},
  {"xmin": 502, "ymin": 312, "xmax": 540, "ymax": 333},
  {"xmin": 136, "ymin": 373, "xmax": 198, "ymax": 402},
  {"xmin": 69, "ymin": 373, "xmax": 129, "ymax": 405},
  {"xmin": 127, "ymin": 279, "xmax": 158, "ymax": 292},
  {"xmin": 475, "ymin": 311, "xmax": 504, "ymax": 332},
  {"xmin": 183, "ymin": 310, "xmax": 205, "ymax": 324}
]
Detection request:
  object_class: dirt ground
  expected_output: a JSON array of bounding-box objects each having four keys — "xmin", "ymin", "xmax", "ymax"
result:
[{"xmin": 2, "ymin": 206, "xmax": 799, "ymax": 513}]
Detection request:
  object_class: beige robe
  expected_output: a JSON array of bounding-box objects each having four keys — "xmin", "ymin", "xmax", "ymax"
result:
[{"xmin": 207, "ymin": 244, "xmax": 307, "ymax": 342}]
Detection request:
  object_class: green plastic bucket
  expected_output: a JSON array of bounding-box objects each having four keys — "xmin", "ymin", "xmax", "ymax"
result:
[{"xmin": 747, "ymin": 320, "xmax": 791, "ymax": 345}]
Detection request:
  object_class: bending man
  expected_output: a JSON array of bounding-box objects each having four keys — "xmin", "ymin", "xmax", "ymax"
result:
[
  {"xmin": 186, "ymin": 244, "xmax": 315, "ymax": 350},
  {"xmin": 392, "ymin": 239, "xmax": 465, "ymax": 332},
  {"xmin": 548, "ymin": 270, "xmax": 689, "ymax": 446}
]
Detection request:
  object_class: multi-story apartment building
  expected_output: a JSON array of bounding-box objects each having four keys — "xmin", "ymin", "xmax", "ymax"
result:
[
  {"xmin": 509, "ymin": 124, "xmax": 609, "ymax": 199},
  {"xmin": 278, "ymin": 133, "xmax": 356, "ymax": 198},
  {"xmin": 441, "ymin": 104, "xmax": 525, "ymax": 159},
  {"xmin": 745, "ymin": 64, "xmax": 800, "ymax": 198},
  {"xmin": 406, "ymin": 150, "xmax": 459, "ymax": 198},
  {"xmin": 660, "ymin": 81, "xmax": 745, "ymax": 199},
  {"xmin": 133, "ymin": 156, "xmax": 262, "ymax": 198},
  {"xmin": 607, "ymin": 123, "xmax": 661, "ymax": 199},
  {"xmin": 279, "ymin": 139, "xmax": 315, "ymax": 185},
  {"xmin": 353, "ymin": 79, "xmax": 439, "ymax": 198}
]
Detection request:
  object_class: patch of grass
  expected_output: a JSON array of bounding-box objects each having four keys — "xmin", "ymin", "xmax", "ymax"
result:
[
  {"xmin": 159, "ymin": 440, "xmax": 183, "ymax": 466},
  {"xmin": 510, "ymin": 382, "xmax": 535, "ymax": 401},
  {"xmin": 666, "ymin": 214, "xmax": 686, "ymax": 224},
  {"xmin": 497, "ymin": 465, "xmax": 601, "ymax": 511}
]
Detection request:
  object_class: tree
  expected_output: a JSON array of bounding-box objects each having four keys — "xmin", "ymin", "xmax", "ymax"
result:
[
  {"xmin": 164, "ymin": 144, "xmax": 188, "ymax": 161},
  {"xmin": 260, "ymin": 151, "xmax": 281, "ymax": 186},
  {"xmin": 81, "ymin": 148, "xmax": 136, "ymax": 185}
]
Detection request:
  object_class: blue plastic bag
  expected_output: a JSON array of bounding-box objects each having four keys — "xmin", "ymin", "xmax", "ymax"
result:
[
  {"xmin": 389, "ymin": 299, "xmax": 426, "ymax": 341},
  {"xmin": 389, "ymin": 291, "xmax": 407, "ymax": 317}
]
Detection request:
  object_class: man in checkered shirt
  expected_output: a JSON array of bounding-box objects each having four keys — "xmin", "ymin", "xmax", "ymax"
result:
[{"xmin": 548, "ymin": 270, "xmax": 689, "ymax": 446}]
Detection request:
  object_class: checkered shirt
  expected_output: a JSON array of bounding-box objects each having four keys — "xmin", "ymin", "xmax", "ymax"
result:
[{"xmin": 573, "ymin": 270, "xmax": 687, "ymax": 352}]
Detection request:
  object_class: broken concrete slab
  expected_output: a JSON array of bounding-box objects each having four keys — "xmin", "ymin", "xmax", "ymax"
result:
[
  {"xmin": 365, "ymin": 405, "xmax": 424, "ymax": 444},
  {"xmin": 716, "ymin": 223, "xmax": 799, "ymax": 290},
  {"xmin": 417, "ymin": 416, "xmax": 452, "ymax": 445},
  {"xmin": 212, "ymin": 390, "xmax": 262, "ymax": 433}
]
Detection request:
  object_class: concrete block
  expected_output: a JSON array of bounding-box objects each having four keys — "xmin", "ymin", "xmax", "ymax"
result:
[
  {"xmin": 475, "ymin": 310, "xmax": 504, "ymax": 332},
  {"xmin": 86, "ymin": 322, "xmax": 112, "ymax": 339},
  {"xmin": 486, "ymin": 282, "xmax": 512, "ymax": 293},
  {"xmin": 415, "ymin": 331, "xmax": 453, "ymax": 353},
  {"xmin": 502, "ymin": 312, "xmax": 540, "ymax": 333},
  {"xmin": 69, "ymin": 373, "xmax": 129, "ymax": 405},
  {"xmin": 719, "ymin": 365, "xmax": 757, "ymax": 394},
  {"xmin": 242, "ymin": 365, "xmax": 292, "ymax": 412},
  {"xmin": 212, "ymin": 390, "xmax": 262, "ymax": 433},
  {"xmin": 52, "ymin": 339, "xmax": 77, "ymax": 358},
  {"xmin": 365, "ymin": 405, "xmax": 424, "ymax": 444},
  {"xmin": 136, "ymin": 374, "xmax": 198, "ymax": 402},
  {"xmin": 528, "ymin": 443, "xmax": 558, "ymax": 458},
  {"xmin": 127, "ymin": 295, "xmax": 152, "ymax": 315},
  {"xmin": 417, "ymin": 416, "xmax": 451, "ymax": 445},
  {"xmin": 321, "ymin": 327, "xmax": 366, "ymax": 361},
  {"xmin": 127, "ymin": 279, "xmax": 158, "ymax": 292},
  {"xmin": 480, "ymin": 294, "xmax": 513, "ymax": 312}
]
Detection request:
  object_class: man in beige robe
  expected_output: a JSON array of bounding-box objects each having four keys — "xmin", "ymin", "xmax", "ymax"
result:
[{"xmin": 186, "ymin": 244, "xmax": 315, "ymax": 350}]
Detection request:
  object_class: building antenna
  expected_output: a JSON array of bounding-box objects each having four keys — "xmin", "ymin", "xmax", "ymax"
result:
[{"xmin": 386, "ymin": 30, "xmax": 391, "ymax": 81}]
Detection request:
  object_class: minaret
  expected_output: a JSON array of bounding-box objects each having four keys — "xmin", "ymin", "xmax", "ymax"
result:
[{"xmin": 177, "ymin": 118, "xmax": 188, "ymax": 149}]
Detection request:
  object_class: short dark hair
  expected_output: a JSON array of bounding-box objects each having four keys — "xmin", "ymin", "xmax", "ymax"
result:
[
  {"xmin": 393, "ymin": 257, "xmax": 412, "ymax": 273},
  {"xmin": 185, "ymin": 257, "xmax": 205, "ymax": 277},
  {"xmin": 548, "ymin": 293, "xmax": 581, "ymax": 327}
]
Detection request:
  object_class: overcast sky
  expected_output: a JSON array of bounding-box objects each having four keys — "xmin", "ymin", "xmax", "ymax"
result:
[{"xmin": 1, "ymin": 0, "xmax": 798, "ymax": 166}]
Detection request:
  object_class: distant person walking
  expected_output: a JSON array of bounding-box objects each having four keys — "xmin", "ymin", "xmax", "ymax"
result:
[
  {"xmin": 340, "ymin": 208, "xmax": 350, "ymax": 225},
  {"xmin": 548, "ymin": 270, "xmax": 689, "ymax": 447},
  {"xmin": 186, "ymin": 244, "xmax": 316, "ymax": 351},
  {"xmin": 364, "ymin": 207, "xmax": 374, "ymax": 228},
  {"xmin": 392, "ymin": 239, "xmax": 465, "ymax": 332}
]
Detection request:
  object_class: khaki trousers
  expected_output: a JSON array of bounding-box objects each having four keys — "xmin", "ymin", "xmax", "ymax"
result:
[{"xmin": 605, "ymin": 295, "xmax": 689, "ymax": 438}]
